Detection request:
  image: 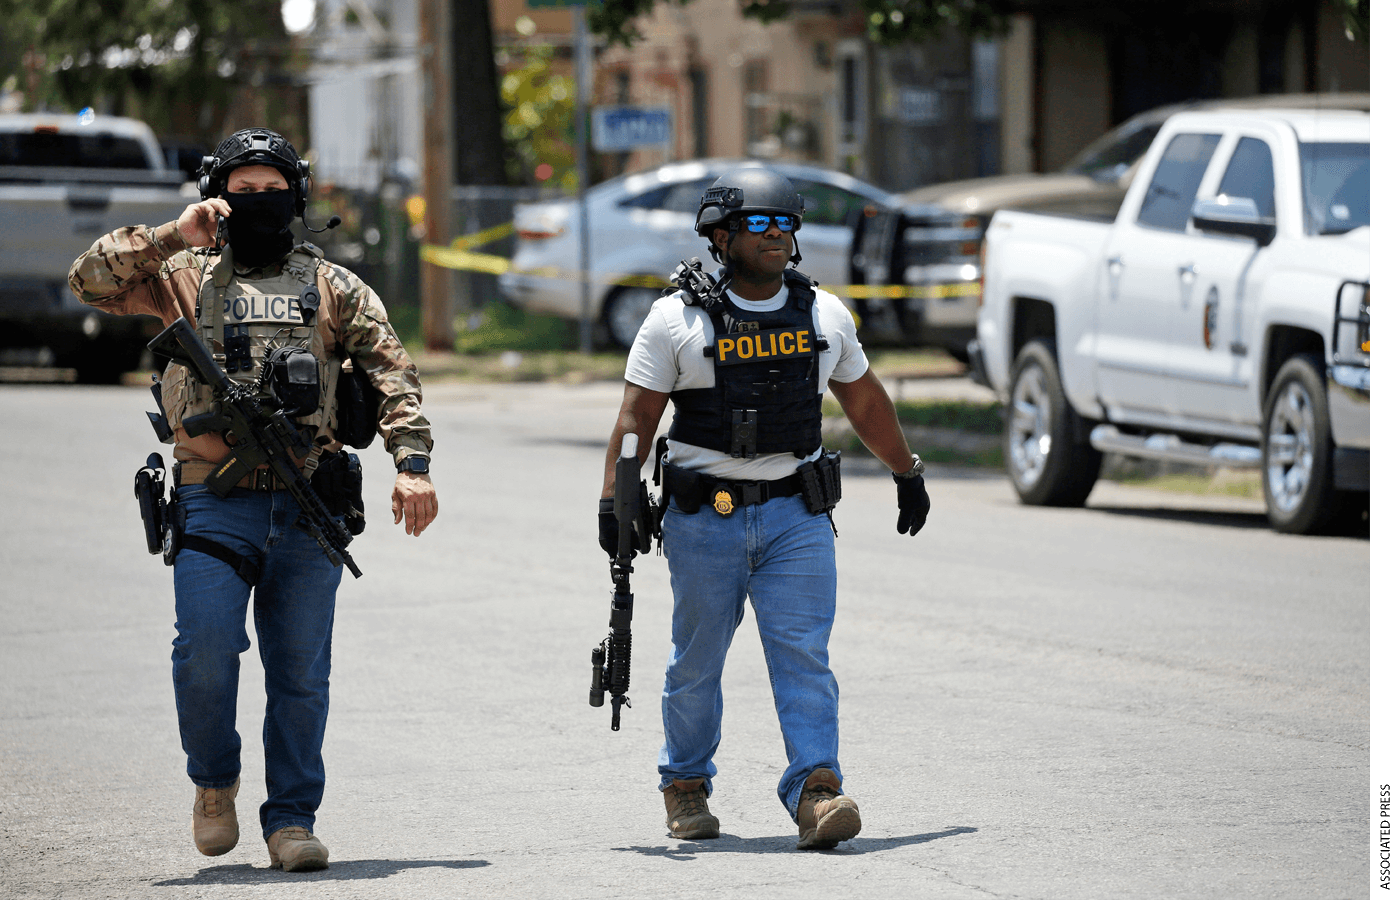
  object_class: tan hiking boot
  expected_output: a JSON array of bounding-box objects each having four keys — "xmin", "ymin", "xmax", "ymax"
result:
[
  {"xmin": 663, "ymin": 778, "xmax": 720, "ymax": 839},
  {"xmin": 266, "ymin": 826, "xmax": 329, "ymax": 872},
  {"xmin": 796, "ymin": 768, "xmax": 861, "ymax": 850},
  {"xmin": 191, "ymin": 777, "xmax": 239, "ymax": 856}
]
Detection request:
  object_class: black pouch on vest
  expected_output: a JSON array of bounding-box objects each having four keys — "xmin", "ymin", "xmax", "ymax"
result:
[
  {"xmin": 266, "ymin": 346, "xmax": 321, "ymax": 417},
  {"xmin": 311, "ymin": 450, "xmax": 367, "ymax": 535},
  {"xmin": 661, "ymin": 463, "xmax": 705, "ymax": 515},
  {"xmin": 796, "ymin": 449, "xmax": 842, "ymax": 514},
  {"xmin": 334, "ymin": 358, "xmax": 378, "ymax": 450}
]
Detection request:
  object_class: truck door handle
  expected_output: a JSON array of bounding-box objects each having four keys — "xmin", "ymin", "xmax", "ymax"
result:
[
  {"xmin": 1178, "ymin": 264, "xmax": 1197, "ymax": 283},
  {"xmin": 1106, "ymin": 256, "xmax": 1123, "ymax": 273}
]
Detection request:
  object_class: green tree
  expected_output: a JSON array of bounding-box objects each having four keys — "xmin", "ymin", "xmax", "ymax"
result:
[
  {"xmin": 589, "ymin": 0, "xmax": 1013, "ymax": 46},
  {"xmin": 497, "ymin": 24, "xmax": 578, "ymax": 191},
  {"xmin": 0, "ymin": 0, "xmax": 289, "ymax": 148}
]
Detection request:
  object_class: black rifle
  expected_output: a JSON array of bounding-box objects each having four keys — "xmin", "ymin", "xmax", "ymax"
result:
[
  {"xmin": 147, "ymin": 318, "xmax": 362, "ymax": 578},
  {"xmin": 590, "ymin": 432, "xmax": 655, "ymax": 731}
]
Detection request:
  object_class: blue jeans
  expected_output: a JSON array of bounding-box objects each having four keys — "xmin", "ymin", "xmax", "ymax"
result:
[
  {"xmin": 171, "ymin": 484, "xmax": 342, "ymax": 839},
  {"xmin": 657, "ymin": 493, "xmax": 842, "ymax": 820}
]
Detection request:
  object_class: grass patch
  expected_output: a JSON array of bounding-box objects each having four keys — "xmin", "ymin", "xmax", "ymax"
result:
[
  {"xmin": 889, "ymin": 398, "xmax": 1003, "ymax": 433},
  {"xmin": 822, "ymin": 426, "xmax": 1003, "ymax": 469},
  {"xmin": 454, "ymin": 302, "xmax": 579, "ymax": 354}
]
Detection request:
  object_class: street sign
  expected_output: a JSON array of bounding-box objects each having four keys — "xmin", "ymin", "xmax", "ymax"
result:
[{"xmin": 591, "ymin": 105, "xmax": 672, "ymax": 152}]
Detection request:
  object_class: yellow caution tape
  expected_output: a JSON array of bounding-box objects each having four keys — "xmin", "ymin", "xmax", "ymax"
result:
[
  {"xmin": 450, "ymin": 221, "xmax": 515, "ymax": 251},
  {"xmin": 842, "ymin": 282, "xmax": 981, "ymax": 300},
  {"xmin": 420, "ymin": 243, "xmax": 512, "ymax": 276},
  {"xmin": 419, "ymin": 238, "xmax": 980, "ymax": 301}
]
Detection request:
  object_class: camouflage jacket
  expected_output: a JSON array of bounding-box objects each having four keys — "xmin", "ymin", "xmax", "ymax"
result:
[{"xmin": 68, "ymin": 220, "xmax": 433, "ymax": 466}]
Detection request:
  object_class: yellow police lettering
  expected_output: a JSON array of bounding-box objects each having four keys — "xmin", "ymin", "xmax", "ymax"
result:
[
  {"xmin": 718, "ymin": 337, "xmax": 736, "ymax": 361},
  {"xmin": 737, "ymin": 335, "xmax": 753, "ymax": 358},
  {"xmin": 796, "ymin": 330, "xmax": 811, "ymax": 354},
  {"xmin": 755, "ymin": 334, "xmax": 771, "ymax": 357},
  {"xmin": 780, "ymin": 331, "xmax": 795, "ymax": 355}
]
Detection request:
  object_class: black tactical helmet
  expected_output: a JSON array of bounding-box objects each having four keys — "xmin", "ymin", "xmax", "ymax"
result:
[
  {"xmin": 694, "ymin": 168, "xmax": 804, "ymax": 239},
  {"xmin": 198, "ymin": 129, "xmax": 310, "ymax": 215}
]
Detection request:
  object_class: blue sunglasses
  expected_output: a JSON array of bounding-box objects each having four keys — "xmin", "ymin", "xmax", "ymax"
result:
[{"xmin": 741, "ymin": 214, "xmax": 796, "ymax": 233}]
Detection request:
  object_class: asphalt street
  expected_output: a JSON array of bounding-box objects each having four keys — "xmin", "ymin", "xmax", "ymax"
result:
[{"xmin": 0, "ymin": 377, "xmax": 1370, "ymax": 899}]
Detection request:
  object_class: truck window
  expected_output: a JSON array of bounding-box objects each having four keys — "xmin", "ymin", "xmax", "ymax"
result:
[
  {"xmin": 1215, "ymin": 137, "xmax": 1275, "ymax": 219},
  {"xmin": 1300, "ymin": 142, "xmax": 1369, "ymax": 235},
  {"xmin": 1135, "ymin": 133, "xmax": 1221, "ymax": 233},
  {"xmin": 0, "ymin": 131, "xmax": 151, "ymax": 169}
]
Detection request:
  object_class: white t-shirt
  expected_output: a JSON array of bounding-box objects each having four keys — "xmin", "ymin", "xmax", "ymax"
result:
[{"xmin": 625, "ymin": 281, "xmax": 869, "ymax": 481}]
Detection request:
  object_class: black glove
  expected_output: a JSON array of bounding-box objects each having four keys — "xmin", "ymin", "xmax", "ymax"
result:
[
  {"xmin": 894, "ymin": 473, "xmax": 930, "ymax": 536},
  {"xmin": 599, "ymin": 497, "xmax": 644, "ymax": 560}
]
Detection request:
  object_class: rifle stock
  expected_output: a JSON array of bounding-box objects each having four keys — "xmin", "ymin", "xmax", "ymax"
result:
[{"xmin": 147, "ymin": 318, "xmax": 362, "ymax": 578}]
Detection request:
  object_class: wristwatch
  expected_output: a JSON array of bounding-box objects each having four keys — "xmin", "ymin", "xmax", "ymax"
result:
[
  {"xmin": 892, "ymin": 454, "xmax": 925, "ymax": 480},
  {"xmin": 396, "ymin": 456, "xmax": 430, "ymax": 475}
]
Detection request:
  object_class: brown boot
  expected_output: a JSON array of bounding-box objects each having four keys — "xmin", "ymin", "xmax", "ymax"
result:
[
  {"xmin": 266, "ymin": 826, "xmax": 329, "ymax": 871},
  {"xmin": 796, "ymin": 768, "xmax": 861, "ymax": 850},
  {"xmin": 663, "ymin": 778, "xmax": 720, "ymax": 839},
  {"xmin": 191, "ymin": 778, "xmax": 239, "ymax": 856}
]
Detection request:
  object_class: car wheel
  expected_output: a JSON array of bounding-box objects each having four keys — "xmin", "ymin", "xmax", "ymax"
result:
[
  {"xmin": 603, "ymin": 285, "xmax": 662, "ymax": 348},
  {"xmin": 1262, "ymin": 354, "xmax": 1350, "ymax": 534},
  {"xmin": 1005, "ymin": 338, "xmax": 1102, "ymax": 507}
]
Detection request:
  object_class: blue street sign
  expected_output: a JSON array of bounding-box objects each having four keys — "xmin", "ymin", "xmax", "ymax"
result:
[{"xmin": 591, "ymin": 106, "xmax": 673, "ymax": 153}]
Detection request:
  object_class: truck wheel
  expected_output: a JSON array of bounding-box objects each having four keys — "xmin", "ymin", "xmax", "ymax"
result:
[
  {"xmin": 603, "ymin": 286, "xmax": 661, "ymax": 348},
  {"xmin": 1262, "ymin": 354, "xmax": 1345, "ymax": 534},
  {"xmin": 1005, "ymin": 338, "xmax": 1102, "ymax": 507},
  {"xmin": 71, "ymin": 344, "xmax": 138, "ymax": 385}
]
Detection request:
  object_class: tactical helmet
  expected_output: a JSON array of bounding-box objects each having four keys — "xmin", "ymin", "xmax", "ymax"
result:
[
  {"xmin": 694, "ymin": 168, "xmax": 804, "ymax": 241},
  {"xmin": 198, "ymin": 129, "xmax": 311, "ymax": 215}
]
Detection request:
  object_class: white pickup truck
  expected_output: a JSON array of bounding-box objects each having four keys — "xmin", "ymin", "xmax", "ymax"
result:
[
  {"xmin": 0, "ymin": 113, "xmax": 192, "ymax": 382},
  {"xmin": 971, "ymin": 108, "xmax": 1369, "ymax": 534}
]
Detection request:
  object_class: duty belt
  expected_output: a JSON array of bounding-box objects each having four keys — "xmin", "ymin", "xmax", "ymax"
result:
[
  {"xmin": 176, "ymin": 459, "xmax": 286, "ymax": 492},
  {"xmin": 664, "ymin": 461, "xmax": 804, "ymax": 517}
]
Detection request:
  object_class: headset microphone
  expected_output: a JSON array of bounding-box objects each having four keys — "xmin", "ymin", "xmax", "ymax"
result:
[{"xmin": 303, "ymin": 215, "xmax": 342, "ymax": 233}]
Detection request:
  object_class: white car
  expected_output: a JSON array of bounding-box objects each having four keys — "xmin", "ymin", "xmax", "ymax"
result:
[{"xmin": 499, "ymin": 159, "xmax": 895, "ymax": 347}]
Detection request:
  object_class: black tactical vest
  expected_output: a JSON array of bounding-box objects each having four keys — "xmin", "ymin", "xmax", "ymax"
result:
[{"xmin": 669, "ymin": 269, "xmax": 826, "ymax": 458}]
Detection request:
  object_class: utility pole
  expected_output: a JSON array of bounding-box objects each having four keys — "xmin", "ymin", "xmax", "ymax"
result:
[
  {"xmin": 419, "ymin": 0, "xmax": 455, "ymax": 351},
  {"xmin": 573, "ymin": 5, "xmax": 592, "ymax": 353}
]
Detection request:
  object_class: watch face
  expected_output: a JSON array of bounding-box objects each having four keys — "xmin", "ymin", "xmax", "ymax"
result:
[{"xmin": 400, "ymin": 457, "xmax": 428, "ymax": 474}]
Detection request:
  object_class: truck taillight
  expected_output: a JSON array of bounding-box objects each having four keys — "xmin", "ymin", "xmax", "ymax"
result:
[{"xmin": 518, "ymin": 227, "xmax": 564, "ymax": 241}]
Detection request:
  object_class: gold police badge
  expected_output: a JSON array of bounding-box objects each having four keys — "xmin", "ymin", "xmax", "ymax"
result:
[{"xmin": 712, "ymin": 489, "xmax": 735, "ymax": 516}]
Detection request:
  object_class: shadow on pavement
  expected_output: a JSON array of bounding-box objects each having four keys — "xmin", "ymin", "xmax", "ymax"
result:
[
  {"xmin": 152, "ymin": 858, "xmax": 489, "ymax": 885},
  {"xmin": 1091, "ymin": 505, "xmax": 1271, "ymax": 531},
  {"xmin": 615, "ymin": 826, "xmax": 976, "ymax": 858},
  {"xmin": 1093, "ymin": 504, "xmax": 1370, "ymax": 539}
]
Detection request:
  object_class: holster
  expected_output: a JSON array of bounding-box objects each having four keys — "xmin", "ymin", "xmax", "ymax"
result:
[
  {"xmin": 796, "ymin": 449, "xmax": 842, "ymax": 514},
  {"xmin": 310, "ymin": 450, "xmax": 366, "ymax": 535},
  {"xmin": 133, "ymin": 453, "xmax": 167, "ymax": 555}
]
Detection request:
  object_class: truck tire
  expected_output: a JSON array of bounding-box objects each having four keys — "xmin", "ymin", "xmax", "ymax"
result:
[
  {"xmin": 1005, "ymin": 338, "xmax": 1102, "ymax": 507},
  {"xmin": 1262, "ymin": 354, "xmax": 1354, "ymax": 534}
]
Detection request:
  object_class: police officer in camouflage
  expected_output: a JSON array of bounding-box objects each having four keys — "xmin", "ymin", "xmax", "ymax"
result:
[
  {"xmin": 600, "ymin": 168, "xmax": 930, "ymax": 850},
  {"xmin": 69, "ymin": 128, "xmax": 438, "ymax": 871}
]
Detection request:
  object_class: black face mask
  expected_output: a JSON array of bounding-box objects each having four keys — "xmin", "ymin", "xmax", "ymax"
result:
[{"xmin": 221, "ymin": 189, "xmax": 297, "ymax": 268}]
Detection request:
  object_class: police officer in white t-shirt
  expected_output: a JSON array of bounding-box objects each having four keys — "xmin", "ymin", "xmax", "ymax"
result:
[{"xmin": 599, "ymin": 168, "xmax": 930, "ymax": 850}]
